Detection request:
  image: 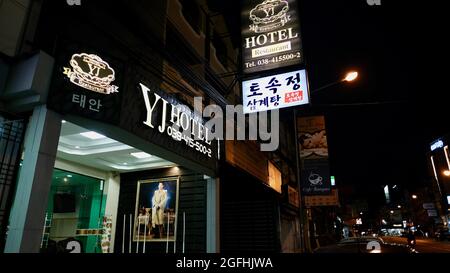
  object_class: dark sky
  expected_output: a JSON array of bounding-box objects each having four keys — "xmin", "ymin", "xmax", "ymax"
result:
[
  {"xmin": 297, "ymin": 1, "xmax": 448, "ymax": 189},
  {"xmin": 211, "ymin": 1, "xmax": 449, "ymax": 209}
]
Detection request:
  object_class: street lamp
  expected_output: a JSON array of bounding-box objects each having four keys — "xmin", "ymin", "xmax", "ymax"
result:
[
  {"xmin": 294, "ymin": 69, "xmax": 359, "ymax": 252},
  {"xmin": 443, "ymin": 170, "xmax": 450, "ymax": 177},
  {"xmin": 344, "ymin": 71, "xmax": 359, "ymax": 82},
  {"xmin": 312, "ymin": 70, "xmax": 359, "ymax": 93}
]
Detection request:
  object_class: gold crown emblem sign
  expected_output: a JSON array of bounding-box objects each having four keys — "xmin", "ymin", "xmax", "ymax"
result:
[
  {"xmin": 249, "ymin": 0, "xmax": 290, "ymax": 33},
  {"xmin": 63, "ymin": 53, "xmax": 119, "ymax": 94}
]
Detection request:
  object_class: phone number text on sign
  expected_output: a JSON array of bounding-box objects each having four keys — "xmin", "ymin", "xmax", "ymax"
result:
[{"xmin": 245, "ymin": 51, "xmax": 302, "ymax": 70}]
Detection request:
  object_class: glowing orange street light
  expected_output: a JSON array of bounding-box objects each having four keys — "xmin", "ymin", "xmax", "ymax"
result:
[
  {"xmin": 343, "ymin": 71, "xmax": 359, "ymax": 82},
  {"xmin": 444, "ymin": 170, "xmax": 450, "ymax": 177}
]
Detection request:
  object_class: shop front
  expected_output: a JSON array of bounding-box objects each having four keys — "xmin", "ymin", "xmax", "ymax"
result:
[
  {"xmin": 221, "ymin": 140, "xmax": 282, "ymax": 252},
  {"xmin": 2, "ymin": 42, "xmax": 219, "ymax": 253}
]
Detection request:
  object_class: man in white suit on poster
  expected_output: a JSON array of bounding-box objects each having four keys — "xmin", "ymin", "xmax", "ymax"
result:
[{"xmin": 152, "ymin": 182, "xmax": 168, "ymax": 238}]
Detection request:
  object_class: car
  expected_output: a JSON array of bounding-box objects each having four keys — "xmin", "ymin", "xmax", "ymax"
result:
[
  {"xmin": 435, "ymin": 228, "xmax": 450, "ymax": 241},
  {"xmin": 314, "ymin": 236, "xmax": 418, "ymax": 254}
]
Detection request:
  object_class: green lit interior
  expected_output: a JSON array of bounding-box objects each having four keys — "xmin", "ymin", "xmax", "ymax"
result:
[{"xmin": 42, "ymin": 169, "xmax": 107, "ymax": 253}]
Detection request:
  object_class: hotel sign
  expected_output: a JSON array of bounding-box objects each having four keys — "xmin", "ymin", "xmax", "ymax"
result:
[
  {"xmin": 63, "ymin": 53, "xmax": 119, "ymax": 94},
  {"xmin": 140, "ymin": 83, "xmax": 213, "ymax": 158},
  {"xmin": 48, "ymin": 49, "xmax": 218, "ymax": 172},
  {"xmin": 242, "ymin": 0, "xmax": 303, "ymax": 74}
]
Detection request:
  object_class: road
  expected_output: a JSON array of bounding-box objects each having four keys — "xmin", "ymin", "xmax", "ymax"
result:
[{"xmin": 381, "ymin": 236, "xmax": 450, "ymax": 253}]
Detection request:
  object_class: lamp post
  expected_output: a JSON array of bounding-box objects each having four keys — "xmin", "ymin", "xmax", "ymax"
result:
[
  {"xmin": 311, "ymin": 71, "xmax": 359, "ymax": 93},
  {"xmin": 294, "ymin": 70, "xmax": 359, "ymax": 253}
]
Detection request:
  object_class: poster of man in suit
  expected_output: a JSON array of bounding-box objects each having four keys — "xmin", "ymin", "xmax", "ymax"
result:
[{"xmin": 134, "ymin": 178, "xmax": 179, "ymax": 242}]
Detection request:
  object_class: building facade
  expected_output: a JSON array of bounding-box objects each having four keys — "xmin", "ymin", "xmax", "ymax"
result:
[{"xmin": 0, "ymin": 0, "xmax": 302, "ymax": 253}]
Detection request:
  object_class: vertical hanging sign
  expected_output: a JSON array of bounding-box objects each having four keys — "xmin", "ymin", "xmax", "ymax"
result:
[{"xmin": 241, "ymin": 0, "xmax": 304, "ymax": 74}]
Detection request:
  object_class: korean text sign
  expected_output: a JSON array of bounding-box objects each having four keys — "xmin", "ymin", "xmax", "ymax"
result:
[{"xmin": 242, "ymin": 69, "xmax": 309, "ymax": 114}]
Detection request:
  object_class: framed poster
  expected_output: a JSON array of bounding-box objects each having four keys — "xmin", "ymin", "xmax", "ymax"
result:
[
  {"xmin": 297, "ymin": 116, "xmax": 328, "ymax": 159},
  {"xmin": 133, "ymin": 177, "xmax": 179, "ymax": 242}
]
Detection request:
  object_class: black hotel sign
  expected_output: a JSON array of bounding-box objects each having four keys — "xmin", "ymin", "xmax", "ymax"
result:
[
  {"xmin": 241, "ymin": 0, "xmax": 304, "ymax": 74},
  {"xmin": 47, "ymin": 47, "xmax": 218, "ymax": 172}
]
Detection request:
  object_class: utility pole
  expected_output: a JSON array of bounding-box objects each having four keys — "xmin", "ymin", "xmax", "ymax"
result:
[{"xmin": 293, "ymin": 108, "xmax": 312, "ymax": 253}]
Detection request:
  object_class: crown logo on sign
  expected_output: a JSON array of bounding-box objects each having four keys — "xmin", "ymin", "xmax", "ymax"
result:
[
  {"xmin": 63, "ymin": 53, "xmax": 119, "ymax": 94},
  {"xmin": 249, "ymin": 0, "xmax": 290, "ymax": 33}
]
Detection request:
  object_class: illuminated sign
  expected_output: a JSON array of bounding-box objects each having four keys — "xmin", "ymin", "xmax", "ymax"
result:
[
  {"xmin": 242, "ymin": 69, "xmax": 309, "ymax": 113},
  {"xmin": 384, "ymin": 185, "xmax": 390, "ymax": 203},
  {"xmin": 140, "ymin": 83, "xmax": 213, "ymax": 158},
  {"xmin": 63, "ymin": 53, "xmax": 119, "ymax": 94},
  {"xmin": 268, "ymin": 161, "xmax": 282, "ymax": 193},
  {"xmin": 49, "ymin": 50, "xmax": 218, "ymax": 172},
  {"xmin": 288, "ymin": 186, "xmax": 299, "ymax": 207},
  {"xmin": 431, "ymin": 139, "xmax": 444, "ymax": 151},
  {"xmin": 301, "ymin": 159, "xmax": 331, "ymax": 196},
  {"xmin": 242, "ymin": 0, "xmax": 303, "ymax": 74}
]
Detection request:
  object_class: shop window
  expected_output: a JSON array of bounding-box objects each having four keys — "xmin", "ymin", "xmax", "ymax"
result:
[{"xmin": 40, "ymin": 169, "xmax": 107, "ymax": 253}]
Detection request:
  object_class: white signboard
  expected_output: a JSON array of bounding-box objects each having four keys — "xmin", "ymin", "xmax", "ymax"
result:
[{"xmin": 242, "ymin": 69, "xmax": 309, "ymax": 114}]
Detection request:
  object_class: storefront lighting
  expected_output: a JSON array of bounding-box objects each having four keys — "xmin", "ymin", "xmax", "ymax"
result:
[
  {"xmin": 130, "ymin": 152, "xmax": 152, "ymax": 159},
  {"xmin": 80, "ymin": 131, "xmax": 106, "ymax": 140}
]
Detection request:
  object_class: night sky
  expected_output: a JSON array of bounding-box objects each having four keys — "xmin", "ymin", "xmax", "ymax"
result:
[{"xmin": 211, "ymin": 0, "xmax": 449, "ymax": 210}]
